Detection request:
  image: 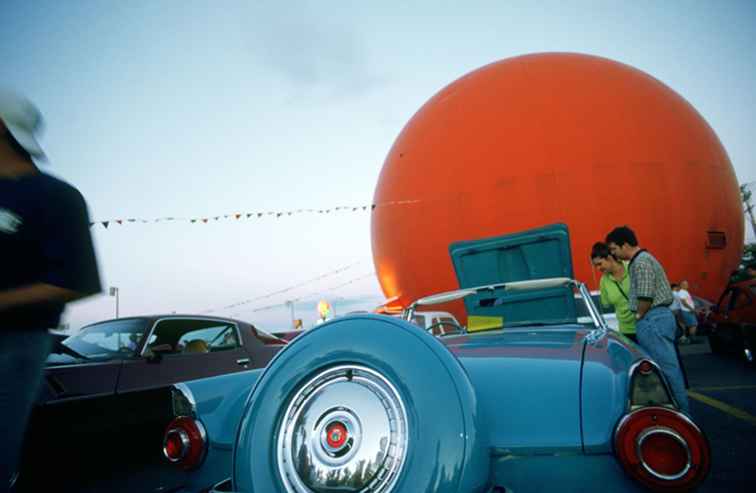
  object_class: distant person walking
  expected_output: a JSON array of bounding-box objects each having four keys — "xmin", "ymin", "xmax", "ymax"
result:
[
  {"xmin": 590, "ymin": 242, "xmax": 636, "ymax": 340},
  {"xmin": 676, "ymin": 280, "xmax": 698, "ymax": 340},
  {"xmin": 670, "ymin": 284, "xmax": 687, "ymax": 343},
  {"xmin": 605, "ymin": 226, "xmax": 690, "ymax": 414},
  {"xmin": 0, "ymin": 90, "xmax": 101, "ymax": 490}
]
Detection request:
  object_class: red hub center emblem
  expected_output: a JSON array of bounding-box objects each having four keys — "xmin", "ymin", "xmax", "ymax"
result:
[{"xmin": 326, "ymin": 422, "xmax": 348, "ymax": 449}]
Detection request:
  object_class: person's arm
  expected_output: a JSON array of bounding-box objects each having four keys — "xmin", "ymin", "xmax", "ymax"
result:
[
  {"xmin": 39, "ymin": 185, "xmax": 102, "ymax": 300},
  {"xmin": 0, "ymin": 283, "xmax": 86, "ymax": 312},
  {"xmin": 637, "ymin": 299, "xmax": 653, "ymax": 319},
  {"xmin": 634, "ymin": 259, "xmax": 655, "ymax": 320},
  {"xmin": 681, "ymin": 294, "xmax": 695, "ymax": 311},
  {"xmin": 599, "ymin": 278, "xmax": 612, "ymax": 308}
]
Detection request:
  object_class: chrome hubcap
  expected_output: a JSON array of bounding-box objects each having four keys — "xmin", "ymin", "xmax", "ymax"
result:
[{"xmin": 277, "ymin": 365, "xmax": 408, "ymax": 492}]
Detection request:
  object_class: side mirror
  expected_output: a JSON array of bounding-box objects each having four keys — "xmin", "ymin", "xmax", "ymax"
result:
[{"xmin": 145, "ymin": 343, "xmax": 172, "ymax": 362}]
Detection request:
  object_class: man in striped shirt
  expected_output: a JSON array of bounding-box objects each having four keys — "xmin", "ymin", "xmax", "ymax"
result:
[{"xmin": 606, "ymin": 226, "xmax": 690, "ymax": 414}]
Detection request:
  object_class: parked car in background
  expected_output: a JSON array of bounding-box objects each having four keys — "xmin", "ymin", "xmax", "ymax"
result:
[
  {"xmin": 162, "ymin": 224, "xmax": 710, "ymax": 492},
  {"xmin": 16, "ymin": 315, "xmax": 286, "ymax": 492},
  {"xmin": 409, "ymin": 310, "xmax": 464, "ymax": 336},
  {"xmin": 701, "ymin": 279, "xmax": 756, "ymax": 363}
]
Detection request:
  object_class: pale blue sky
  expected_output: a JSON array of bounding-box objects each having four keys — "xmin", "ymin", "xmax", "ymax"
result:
[{"xmin": 2, "ymin": 0, "xmax": 755, "ymax": 330}]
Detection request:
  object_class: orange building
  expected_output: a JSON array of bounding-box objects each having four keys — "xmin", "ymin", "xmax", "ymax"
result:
[{"xmin": 372, "ymin": 53, "xmax": 743, "ymax": 314}]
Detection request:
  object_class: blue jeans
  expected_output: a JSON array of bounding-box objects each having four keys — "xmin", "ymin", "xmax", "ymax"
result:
[
  {"xmin": 636, "ymin": 307, "xmax": 690, "ymax": 414},
  {"xmin": 0, "ymin": 330, "xmax": 52, "ymax": 491}
]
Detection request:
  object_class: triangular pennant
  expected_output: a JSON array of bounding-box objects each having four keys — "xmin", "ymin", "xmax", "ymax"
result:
[
  {"xmin": 191, "ymin": 219, "xmax": 197, "ymax": 223},
  {"xmin": 235, "ymin": 214, "xmax": 241, "ymax": 219},
  {"xmin": 276, "ymin": 212, "xmax": 283, "ymax": 218},
  {"xmin": 116, "ymin": 220, "xmax": 123, "ymax": 225},
  {"xmin": 371, "ymin": 204, "xmax": 376, "ymax": 210},
  {"xmin": 257, "ymin": 213, "xmax": 263, "ymax": 218},
  {"xmin": 128, "ymin": 219, "xmax": 136, "ymax": 222},
  {"xmin": 202, "ymin": 218, "xmax": 208, "ymax": 223},
  {"xmin": 214, "ymin": 216, "xmax": 220, "ymax": 221},
  {"xmin": 287, "ymin": 212, "xmax": 292, "ymax": 216},
  {"xmin": 246, "ymin": 213, "xmax": 252, "ymax": 218},
  {"xmin": 224, "ymin": 215, "xmax": 229, "ymax": 219},
  {"xmin": 102, "ymin": 221, "xmax": 110, "ymax": 229}
]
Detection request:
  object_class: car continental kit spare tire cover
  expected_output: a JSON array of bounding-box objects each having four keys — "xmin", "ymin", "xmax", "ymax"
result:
[{"xmin": 233, "ymin": 314, "xmax": 489, "ymax": 493}]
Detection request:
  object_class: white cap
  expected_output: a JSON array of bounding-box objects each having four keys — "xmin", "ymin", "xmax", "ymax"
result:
[{"xmin": 0, "ymin": 89, "xmax": 45, "ymax": 159}]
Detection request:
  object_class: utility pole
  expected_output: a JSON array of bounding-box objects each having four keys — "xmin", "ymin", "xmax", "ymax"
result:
[
  {"xmin": 742, "ymin": 182, "xmax": 756, "ymax": 240},
  {"xmin": 109, "ymin": 286, "xmax": 120, "ymax": 318},
  {"xmin": 285, "ymin": 300, "xmax": 295, "ymax": 328}
]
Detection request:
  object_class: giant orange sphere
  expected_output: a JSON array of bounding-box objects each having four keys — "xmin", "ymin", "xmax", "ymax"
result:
[{"xmin": 371, "ymin": 53, "xmax": 743, "ymax": 314}]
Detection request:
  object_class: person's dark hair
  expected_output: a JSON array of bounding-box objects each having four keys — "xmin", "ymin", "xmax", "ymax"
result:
[
  {"xmin": 605, "ymin": 226, "xmax": 638, "ymax": 247},
  {"xmin": 671, "ymin": 283, "xmax": 679, "ymax": 289},
  {"xmin": 591, "ymin": 242, "xmax": 611, "ymax": 260},
  {"xmin": 747, "ymin": 262, "xmax": 756, "ymax": 271},
  {"xmin": 2, "ymin": 128, "xmax": 32, "ymax": 162}
]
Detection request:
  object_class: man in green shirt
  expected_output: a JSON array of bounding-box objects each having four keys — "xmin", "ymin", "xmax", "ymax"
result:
[{"xmin": 591, "ymin": 242, "xmax": 636, "ymax": 339}]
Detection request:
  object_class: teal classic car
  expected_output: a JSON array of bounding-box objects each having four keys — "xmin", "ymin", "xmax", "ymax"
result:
[{"xmin": 163, "ymin": 225, "xmax": 710, "ymax": 492}]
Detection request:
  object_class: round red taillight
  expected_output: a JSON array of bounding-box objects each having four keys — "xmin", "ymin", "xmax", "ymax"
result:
[
  {"xmin": 163, "ymin": 417, "xmax": 207, "ymax": 470},
  {"xmin": 639, "ymin": 429, "xmax": 690, "ymax": 478},
  {"xmin": 163, "ymin": 429, "xmax": 189, "ymax": 462},
  {"xmin": 615, "ymin": 407, "xmax": 710, "ymax": 491}
]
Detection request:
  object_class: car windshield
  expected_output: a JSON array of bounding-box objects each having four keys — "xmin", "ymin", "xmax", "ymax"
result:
[
  {"xmin": 575, "ymin": 294, "xmax": 615, "ymax": 318},
  {"xmin": 62, "ymin": 318, "xmax": 149, "ymax": 359},
  {"xmin": 408, "ymin": 278, "xmax": 603, "ymax": 332}
]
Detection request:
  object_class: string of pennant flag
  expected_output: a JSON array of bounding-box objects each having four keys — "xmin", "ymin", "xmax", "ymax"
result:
[{"xmin": 88, "ymin": 200, "xmax": 422, "ymax": 229}]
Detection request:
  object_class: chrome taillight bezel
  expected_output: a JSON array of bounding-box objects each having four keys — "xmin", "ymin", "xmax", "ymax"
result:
[
  {"xmin": 162, "ymin": 416, "xmax": 208, "ymax": 470},
  {"xmin": 614, "ymin": 406, "xmax": 710, "ymax": 491}
]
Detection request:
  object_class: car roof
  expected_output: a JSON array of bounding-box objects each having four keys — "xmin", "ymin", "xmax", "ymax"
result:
[{"xmin": 80, "ymin": 314, "xmax": 252, "ymax": 329}]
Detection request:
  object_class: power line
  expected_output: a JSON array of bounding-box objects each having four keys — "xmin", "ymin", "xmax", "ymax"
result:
[
  {"xmin": 229, "ymin": 272, "xmax": 377, "ymax": 315},
  {"xmin": 202, "ymin": 261, "xmax": 366, "ymax": 314}
]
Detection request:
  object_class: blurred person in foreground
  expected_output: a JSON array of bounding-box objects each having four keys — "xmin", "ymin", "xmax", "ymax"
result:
[
  {"xmin": 0, "ymin": 90, "xmax": 101, "ymax": 490},
  {"xmin": 590, "ymin": 242, "xmax": 636, "ymax": 341},
  {"xmin": 605, "ymin": 226, "xmax": 690, "ymax": 414}
]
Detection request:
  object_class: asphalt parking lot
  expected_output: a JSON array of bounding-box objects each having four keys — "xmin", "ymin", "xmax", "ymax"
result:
[{"xmin": 679, "ymin": 340, "xmax": 756, "ymax": 492}]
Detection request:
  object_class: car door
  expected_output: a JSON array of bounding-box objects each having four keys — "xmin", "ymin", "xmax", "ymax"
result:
[{"xmin": 117, "ymin": 317, "xmax": 251, "ymax": 395}]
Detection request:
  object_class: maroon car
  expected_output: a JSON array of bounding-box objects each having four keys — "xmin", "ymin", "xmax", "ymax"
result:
[
  {"xmin": 17, "ymin": 315, "xmax": 286, "ymax": 492},
  {"xmin": 703, "ymin": 279, "xmax": 756, "ymax": 363}
]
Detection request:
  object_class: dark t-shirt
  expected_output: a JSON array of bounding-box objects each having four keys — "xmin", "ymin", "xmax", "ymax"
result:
[{"xmin": 0, "ymin": 171, "xmax": 101, "ymax": 329}]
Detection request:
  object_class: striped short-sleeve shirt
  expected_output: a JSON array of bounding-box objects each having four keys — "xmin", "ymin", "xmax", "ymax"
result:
[{"xmin": 628, "ymin": 250, "xmax": 674, "ymax": 312}]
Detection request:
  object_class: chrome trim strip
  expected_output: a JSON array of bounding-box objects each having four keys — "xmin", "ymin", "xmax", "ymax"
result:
[
  {"xmin": 172, "ymin": 382, "xmax": 198, "ymax": 418},
  {"xmin": 636, "ymin": 426, "xmax": 692, "ymax": 480}
]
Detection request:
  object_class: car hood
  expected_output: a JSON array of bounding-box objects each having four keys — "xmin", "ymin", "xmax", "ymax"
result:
[{"xmin": 445, "ymin": 327, "xmax": 587, "ymax": 454}]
